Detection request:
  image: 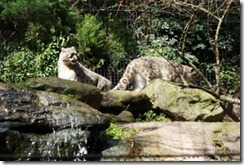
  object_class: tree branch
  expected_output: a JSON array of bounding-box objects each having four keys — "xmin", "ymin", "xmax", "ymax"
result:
[
  {"xmin": 69, "ymin": 0, "xmax": 80, "ymax": 11},
  {"xmin": 214, "ymin": 0, "xmax": 233, "ymax": 96},
  {"xmin": 172, "ymin": 0, "xmax": 220, "ymax": 21},
  {"xmin": 176, "ymin": 0, "xmax": 214, "ymax": 90},
  {"xmin": 180, "ymin": 0, "xmax": 204, "ymax": 57}
]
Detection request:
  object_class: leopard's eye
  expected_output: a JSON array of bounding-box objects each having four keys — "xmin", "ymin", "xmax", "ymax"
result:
[{"xmin": 70, "ymin": 52, "xmax": 77, "ymax": 58}]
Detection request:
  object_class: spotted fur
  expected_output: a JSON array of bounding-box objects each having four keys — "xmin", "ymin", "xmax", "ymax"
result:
[
  {"xmin": 58, "ymin": 46, "xmax": 112, "ymax": 91},
  {"xmin": 113, "ymin": 56, "xmax": 197, "ymax": 91}
]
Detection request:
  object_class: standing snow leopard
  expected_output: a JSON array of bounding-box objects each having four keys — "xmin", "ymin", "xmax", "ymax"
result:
[
  {"xmin": 113, "ymin": 56, "xmax": 197, "ymax": 91},
  {"xmin": 58, "ymin": 46, "xmax": 112, "ymax": 91}
]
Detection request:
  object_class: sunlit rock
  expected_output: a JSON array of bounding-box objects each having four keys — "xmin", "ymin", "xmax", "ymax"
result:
[
  {"xmin": 100, "ymin": 122, "xmax": 240, "ymax": 161},
  {"xmin": 25, "ymin": 77, "xmax": 103, "ymax": 109},
  {"xmin": 141, "ymin": 79, "xmax": 224, "ymax": 121}
]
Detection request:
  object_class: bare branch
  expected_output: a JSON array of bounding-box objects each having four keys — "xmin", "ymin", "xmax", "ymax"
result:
[
  {"xmin": 214, "ymin": 0, "xmax": 233, "ymax": 96},
  {"xmin": 173, "ymin": 0, "xmax": 220, "ymax": 21},
  {"xmin": 69, "ymin": 0, "xmax": 80, "ymax": 11},
  {"xmin": 173, "ymin": 0, "xmax": 214, "ymax": 90},
  {"xmin": 180, "ymin": 0, "xmax": 205, "ymax": 57}
]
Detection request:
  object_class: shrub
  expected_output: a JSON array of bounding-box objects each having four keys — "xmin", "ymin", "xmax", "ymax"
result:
[
  {"xmin": 0, "ymin": 36, "xmax": 68, "ymax": 84},
  {"xmin": 0, "ymin": 48, "xmax": 36, "ymax": 83},
  {"xmin": 0, "ymin": 0, "xmax": 79, "ymax": 51},
  {"xmin": 75, "ymin": 14, "xmax": 106, "ymax": 57},
  {"xmin": 102, "ymin": 123, "xmax": 139, "ymax": 140},
  {"xmin": 75, "ymin": 14, "xmax": 127, "ymax": 70}
]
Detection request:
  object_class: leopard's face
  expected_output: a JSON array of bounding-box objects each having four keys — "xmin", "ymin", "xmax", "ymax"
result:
[
  {"xmin": 183, "ymin": 66, "xmax": 198, "ymax": 82},
  {"xmin": 60, "ymin": 47, "xmax": 78, "ymax": 66}
]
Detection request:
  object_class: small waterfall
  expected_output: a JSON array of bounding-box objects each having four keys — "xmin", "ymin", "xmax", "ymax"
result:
[
  {"xmin": 73, "ymin": 129, "xmax": 88, "ymax": 161},
  {"xmin": 0, "ymin": 83, "xmax": 110, "ymax": 161},
  {"xmin": 12, "ymin": 102, "xmax": 90, "ymax": 161},
  {"xmin": 60, "ymin": 102, "xmax": 89, "ymax": 161},
  {"xmin": 24, "ymin": 124, "xmax": 89, "ymax": 161}
]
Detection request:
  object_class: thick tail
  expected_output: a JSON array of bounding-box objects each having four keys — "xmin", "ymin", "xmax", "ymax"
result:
[{"xmin": 113, "ymin": 65, "xmax": 133, "ymax": 90}]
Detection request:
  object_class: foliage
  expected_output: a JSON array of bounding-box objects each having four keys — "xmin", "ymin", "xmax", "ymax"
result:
[
  {"xmin": 135, "ymin": 110, "xmax": 171, "ymax": 122},
  {"xmin": 129, "ymin": 0, "xmax": 240, "ymax": 96},
  {"xmin": 136, "ymin": 12, "xmax": 201, "ymax": 64},
  {"xmin": 0, "ymin": 0, "xmax": 79, "ymax": 52},
  {"xmin": 105, "ymin": 34, "xmax": 128, "ymax": 67},
  {"xmin": 104, "ymin": 12, "xmax": 138, "ymax": 60},
  {"xmin": 0, "ymin": 48, "xmax": 36, "ymax": 83},
  {"xmin": 75, "ymin": 14, "xmax": 106, "ymax": 57},
  {"xmin": 0, "ymin": 0, "xmax": 240, "ymax": 97},
  {"xmin": 220, "ymin": 62, "xmax": 240, "ymax": 95},
  {"xmin": 75, "ymin": 14, "xmax": 106, "ymax": 69},
  {"xmin": 75, "ymin": 14, "xmax": 127, "ymax": 70},
  {"xmin": 137, "ymin": 35, "xmax": 198, "ymax": 63},
  {"xmin": 212, "ymin": 133, "xmax": 232, "ymax": 161},
  {"xmin": 102, "ymin": 123, "xmax": 139, "ymax": 140},
  {"xmin": 0, "ymin": 36, "xmax": 69, "ymax": 84}
]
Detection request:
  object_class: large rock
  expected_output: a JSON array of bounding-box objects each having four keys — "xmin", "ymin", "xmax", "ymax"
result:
[
  {"xmin": 0, "ymin": 83, "xmax": 110, "ymax": 160},
  {"xmin": 141, "ymin": 79, "xmax": 224, "ymax": 121},
  {"xmin": 25, "ymin": 77, "xmax": 102, "ymax": 109},
  {"xmin": 100, "ymin": 122, "xmax": 240, "ymax": 161},
  {"xmin": 0, "ymin": 83, "xmax": 109, "ymax": 132},
  {"xmin": 100, "ymin": 90, "xmax": 152, "ymax": 115}
]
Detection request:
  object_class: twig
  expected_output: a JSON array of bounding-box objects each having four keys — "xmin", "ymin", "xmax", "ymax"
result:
[
  {"xmin": 173, "ymin": 0, "xmax": 220, "ymax": 21},
  {"xmin": 179, "ymin": 0, "xmax": 205, "ymax": 57},
  {"xmin": 69, "ymin": 0, "xmax": 80, "ymax": 11}
]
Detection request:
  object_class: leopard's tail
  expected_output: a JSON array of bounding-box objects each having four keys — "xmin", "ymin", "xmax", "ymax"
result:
[{"xmin": 113, "ymin": 63, "xmax": 134, "ymax": 90}]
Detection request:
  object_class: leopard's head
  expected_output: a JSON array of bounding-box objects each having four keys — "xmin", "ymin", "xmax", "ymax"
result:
[
  {"xmin": 60, "ymin": 46, "xmax": 78, "ymax": 66},
  {"xmin": 183, "ymin": 66, "xmax": 199, "ymax": 83}
]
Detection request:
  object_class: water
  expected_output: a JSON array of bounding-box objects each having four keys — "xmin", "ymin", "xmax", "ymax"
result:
[
  {"xmin": 74, "ymin": 139, "xmax": 88, "ymax": 161},
  {"xmin": 23, "ymin": 125, "xmax": 89, "ymax": 161},
  {"xmin": 0, "ymin": 85, "xmax": 109, "ymax": 161},
  {"xmin": 0, "ymin": 103, "xmax": 90, "ymax": 161},
  {"xmin": 31, "ymin": 103, "xmax": 90, "ymax": 161}
]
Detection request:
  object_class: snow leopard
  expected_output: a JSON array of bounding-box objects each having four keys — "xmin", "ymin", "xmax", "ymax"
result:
[
  {"xmin": 58, "ymin": 46, "xmax": 112, "ymax": 91},
  {"xmin": 113, "ymin": 56, "xmax": 197, "ymax": 91}
]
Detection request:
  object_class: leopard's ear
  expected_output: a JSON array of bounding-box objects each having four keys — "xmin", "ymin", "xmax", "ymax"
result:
[
  {"xmin": 61, "ymin": 48, "xmax": 65, "ymax": 51},
  {"xmin": 71, "ymin": 46, "xmax": 75, "ymax": 49}
]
